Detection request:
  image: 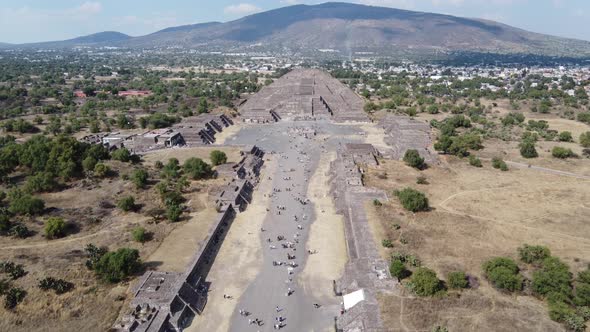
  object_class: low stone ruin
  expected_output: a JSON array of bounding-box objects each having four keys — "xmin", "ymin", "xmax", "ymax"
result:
[
  {"xmin": 380, "ymin": 115, "xmax": 436, "ymax": 163},
  {"xmin": 173, "ymin": 113, "xmax": 234, "ymax": 145}
]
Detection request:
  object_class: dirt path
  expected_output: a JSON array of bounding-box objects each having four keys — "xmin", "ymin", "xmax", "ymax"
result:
[
  {"xmin": 504, "ymin": 160, "xmax": 590, "ymax": 180},
  {"xmin": 298, "ymin": 150, "xmax": 347, "ymax": 301},
  {"xmin": 185, "ymin": 157, "xmax": 276, "ymax": 332}
]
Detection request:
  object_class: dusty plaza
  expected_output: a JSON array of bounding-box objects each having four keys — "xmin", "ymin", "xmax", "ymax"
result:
[{"xmin": 1, "ymin": 67, "xmax": 590, "ymax": 332}]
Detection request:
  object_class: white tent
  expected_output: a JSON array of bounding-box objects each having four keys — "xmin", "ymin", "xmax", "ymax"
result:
[{"xmin": 343, "ymin": 289, "xmax": 365, "ymax": 310}]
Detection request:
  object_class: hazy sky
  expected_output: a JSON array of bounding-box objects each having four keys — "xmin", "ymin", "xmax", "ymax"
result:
[{"xmin": 1, "ymin": 0, "xmax": 589, "ymax": 43}]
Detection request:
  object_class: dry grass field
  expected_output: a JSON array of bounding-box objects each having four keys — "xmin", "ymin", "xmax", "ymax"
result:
[{"xmin": 0, "ymin": 147, "xmax": 233, "ymax": 332}]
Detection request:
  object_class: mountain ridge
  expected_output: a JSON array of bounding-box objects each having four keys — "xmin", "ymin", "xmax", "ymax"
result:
[{"xmin": 4, "ymin": 2, "xmax": 590, "ymax": 58}]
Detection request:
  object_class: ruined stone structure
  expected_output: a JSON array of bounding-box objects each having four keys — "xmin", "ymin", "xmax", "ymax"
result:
[
  {"xmin": 329, "ymin": 144, "xmax": 395, "ymax": 332},
  {"xmin": 113, "ymin": 146, "xmax": 264, "ymax": 332},
  {"xmin": 380, "ymin": 115, "xmax": 436, "ymax": 163},
  {"xmin": 173, "ymin": 113, "xmax": 234, "ymax": 145},
  {"xmin": 240, "ymin": 69, "xmax": 368, "ymax": 123}
]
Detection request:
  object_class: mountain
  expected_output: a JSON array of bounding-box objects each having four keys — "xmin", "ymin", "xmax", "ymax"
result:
[
  {"xmin": 9, "ymin": 2, "xmax": 590, "ymax": 58},
  {"xmin": 21, "ymin": 31, "xmax": 131, "ymax": 48}
]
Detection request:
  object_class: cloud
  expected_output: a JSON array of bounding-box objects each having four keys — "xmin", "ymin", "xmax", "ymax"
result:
[
  {"xmin": 73, "ymin": 2, "xmax": 103, "ymax": 16},
  {"xmin": 224, "ymin": 3, "xmax": 262, "ymax": 16}
]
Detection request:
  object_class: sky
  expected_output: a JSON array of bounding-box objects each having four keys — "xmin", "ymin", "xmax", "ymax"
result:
[{"xmin": 0, "ymin": 0, "xmax": 589, "ymax": 44}]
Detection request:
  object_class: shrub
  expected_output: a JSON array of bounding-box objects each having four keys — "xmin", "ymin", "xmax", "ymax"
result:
[
  {"xmin": 482, "ymin": 257, "xmax": 522, "ymax": 292},
  {"xmin": 404, "ymin": 149, "xmax": 426, "ymax": 169},
  {"xmin": 4, "ymin": 287, "xmax": 26, "ymax": 309},
  {"xmin": 94, "ymin": 163, "xmax": 110, "ymax": 178},
  {"xmin": 183, "ymin": 157, "xmax": 212, "ymax": 180},
  {"xmin": 154, "ymin": 160, "xmax": 164, "ymax": 169},
  {"xmin": 8, "ymin": 193, "xmax": 45, "ymax": 215},
  {"xmin": 468, "ymin": 155, "xmax": 482, "ymax": 167},
  {"xmin": 10, "ymin": 224, "xmax": 30, "ymax": 238},
  {"xmin": 210, "ymin": 150, "xmax": 228, "ymax": 166},
  {"xmin": 492, "ymin": 157, "xmax": 508, "ymax": 171},
  {"xmin": 518, "ymin": 244, "xmax": 551, "ymax": 265},
  {"xmin": 519, "ymin": 140, "xmax": 538, "ymax": 158},
  {"xmin": 410, "ymin": 267, "xmax": 443, "ymax": 296},
  {"xmin": 93, "ymin": 248, "xmax": 141, "ymax": 283},
  {"xmin": 0, "ymin": 261, "xmax": 27, "ymax": 280},
  {"xmin": 44, "ymin": 217, "xmax": 67, "ymax": 239},
  {"xmin": 38, "ymin": 277, "xmax": 74, "ymax": 294},
  {"xmin": 548, "ymin": 296, "xmax": 575, "ymax": 322},
  {"xmin": 532, "ymin": 257, "xmax": 572, "ymax": 298},
  {"xmin": 416, "ymin": 176, "xmax": 428, "ymax": 185},
  {"xmin": 117, "ymin": 196, "xmax": 136, "ymax": 212},
  {"xmin": 558, "ymin": 131, "xmax": 573, "ymax": 142},
  {"xmin": 578, "ymin": 112, "xmax": 590, "ymax": 124},
  {"xmin": 373, "ymin": 199, "xmax": 382, "ymax": 207},
  {"xmin": 395, "ymin": 188, "xmax": 429, "ymax": 212},
  {"xmin": 0, "ymin": 213, "xmax": 10, "ymax": 234},
  {"xmin": 575, "ymin": 282, "xmax": 590, "ymax": 306},
  {"xmin": 563, "ymin": 314, "xmax": 586, "ymax": 332},
  {"xmin": 132, "ymin": 227, "xmax": 148, "ymax": 243},
  {"xmin": 166, "ymin": 204, "xmax": 183, "ymax": 222},
  {"xmin": 552, "ymin": 146, "xmax": 576, "ymax": 159},
  {"xmin": 111, "ymin": 148, "xmax": 131, "ymax": 162},
  {"xmin": 447, "ymin": 271, "xmax": 469, "ymax": 289},
  {"xmin": 580, "ymin": 132, "xmax": 590, "ymax": 148},
  {"xmin": 131, "ymin": 169, "xmax": 149, "ymax": 189},
  {"xmin": 82, "ymin": 156, "xmax": 98, "ymax": 173},
  {"xmin": 24, "ymin": 172, "xmax": 59, "ymax": 193},
  {"xmin": 382, "ymin": 239, "xmax": 393, "ymax": 248},
  {"xmin": 84, "ymin": 244, "xmax": 107, "ymax": 270},
  {"xmin": 390, "ymin": 259, "xmax": 409, "ymax": 281}
]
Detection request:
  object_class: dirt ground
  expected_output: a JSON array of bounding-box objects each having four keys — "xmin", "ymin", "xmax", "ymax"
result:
[
  {"xmin": 298, "ymin": 151, "xmax": 347, "ymax": 301},
  {"xmin": 185, "ymin": 156, "xmax": 276, "ymax": 332},
  {"xmin": 142, "ymin": 146, "xmax": 242, "ymax": 166},
  {"xmin": 363, "ymin": 143, "xmax": 590, "ymax": 331}
]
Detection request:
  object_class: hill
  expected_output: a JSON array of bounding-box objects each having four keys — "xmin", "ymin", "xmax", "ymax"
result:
[
  {"xmin": 21, "ymin": 31, "xmax": 131, "ymax": 48},
  {"xmin": 8, "ymin": 2, "xmax": 590, "ymax": 57}
]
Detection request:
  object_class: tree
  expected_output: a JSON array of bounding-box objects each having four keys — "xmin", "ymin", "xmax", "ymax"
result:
[
  {"xmin": 447, "ymin": 271, "xmax": 469, "ymax": 289},
  {"xmin": 24, "ymin": 171, "xmax": 58, "ymax": 193},
  {"xmin": 482, "ymin": 257, "xmax": 522, "ymax": 292},
  {"xmin": 82, "ymin": 156, "xmax": 97, "ymax": 173},
  {"xmin": 518, "ymin": 244, "xmax": 551, "ymax": 265},
  {"xmin": 166, "ymin": 204, "xmax": 183, "ymax": 222},
  {"xmin": 395, "ymin": 188, "xmax": 429, "ymax": 212},
  {"xmin": 492, "ymin": 157, "xmax": 508, "ymax": 171},
  {"xmin": 183, "ymin": 157, "xmax": 212, "ymax": 180},
  {"xmin": 93, "ymin": 248, "xmax": 141, "ymax": 283},
  {"xmin": 390, "ymin": 259, "xmax": 409, "ymax": 281},
  {"xmin": 210, "ymin": 150, "xmax": 228, "ymax": 166},
  {"xmin": 117, "ymin": 196, "xmax": 136, "ymax": 212},
  {"xmin": 580, "ymin": 132, "xmax": 590, "ymax": 148},
  {"xmin": 532, "ymin": 257, "xmax": 572, "ymax": 298},
  {"xmin": 111, "ymin": 148, "xmax": 132, "ymax": 162},
  {"xmin": 520, "ymin": 140, "xmax": 538, "ymax": 158},
  {"xmin": 410, "ymin": 267, "xmax": 443, "ymax": 296},
  {"xmin": 198, "ymin": 97, "xmax": 209, "ymax": 114},
  {"xmin": 131, "ymin": 169, "xmax": 149, "ymax": 189},
  {"xmin": 8, "ymin": 193, "xmax": 45, "ymax": 215},
  {"xmin": 552, "ymin": 146, "xmax": 576, "ymax": 159},
  {"xmin": 558, "ymin": 131, "xmax": 573, "ymax": 142},
  {"xmin": 132, "ymin": 227, "xmax": 148, "ymax": 243},
  {"xmin": 45, "ymin": 217, "xmax": 66, "ymax": 239},
  {"xmin": 94, "ymin": 163, "xmax": 110, "ymax": 178},
  {"xmin": 403, "ymin": 149, "xmax": 425, "ymax": 169}
]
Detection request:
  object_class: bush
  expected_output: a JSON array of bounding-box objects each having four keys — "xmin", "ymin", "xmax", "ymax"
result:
[
  {"xmin": 580, "ymin": 132, "xmax": 590, "ymax": 148},
  {"xmin": 578, "ymin": 112, "xmax": 590, "ymax": 124},
  {"xmin": 4, "ymin": 287, "xmax": 26, "ymax": 309},
  {"xmin": 0, "ymin": 213, "xmax": 11, "ymax": 234},
  {"xmin": 131, "ymin": 169, "xmax": 149, "ymax": 189},
  {"xmin": 117, "ymin": 196, "xmax": 136, "ymax": 212},
  {"xmin": 44, "ymin": 217, "xmax": 67, "ymax": 239},
  {"xmin": 38, "ymin": 277, "xmax": 74, "ymax": 294},
  {"xmin": 410, "ymin": 267, "xmax": 443, "ymax": 296},
  {"xmin": 416, "ymin": 176, "xmax": 428, "ymax": 185},
  {"xmin": 10, "ymin": 224, "xmax": 30, "ymax": 238},
  {"xmin": 390, "ymin": 259, "xmax": 409, "ymax": 281},
  {"xmin": 482, "ymin": 257, "xmax": 522, "ymax": 292},
  {"xmin": 166, "ymin": 204, "xmax": 183, "ymax": 222},
  {"xmin": 8, "ymin": 193, "xmax": 45, "ymax": 215},
  {"xmin": 447, "ymin": 271, "xmax": 469, "ymax": 289},
  {"xmin": 532, "ymin": 257, "xmax": 572, "ymax": 298},
  {"xmin": 518, "ymin": 244, "xmax": 551, "ymax": 265},
  {"xmin": 210, "ymin": 150, "xmax": 228, "ymax": 166},
  {"xmin": 519, "ymin": 140, "xmax": 538, "ymax": 158},
  {"xmin": 0, "ymin": 261, "xmax": 27, "ymax": 280},
  {"xmin": 395, "ymin": 188, "xmax": 429, "ymax": 212},
  {"xmin": 82, "ymin": 156, "xmax": 98, "ymax": 173},
  {"xmin": 132, "ymin": 227, "xmax": 148, "ymax": 243},
  {"xmin": 183, "ymin": 157, "xmax": 212, "ymax": 180},
  {"xmin": 154, "ymin": 160, "xmax": 164, "ymax": 169},
  {"xmin": 404, "ymin": 149, "xmax": 426, "ymax": 169},
  {"xmin": 468, "ymin": 155, "xmax": 482, "ymax": 167},
  {"xmin": 373, "ymin": 199, "xmax": 382, "ymax": 207},
  {"xmin": 84, "ymin": 244, "xmax": 107, "ymax": 270},
  {"xmin": 382, "ymin": 239, "xmax": 393, "ymax": 248},
  {"xmin": 492, "ymin": 157, "xmax": 508, "ymax": 171},
  {"xmin": 94, "ymin": 163, "xmax": 110, "ymax": 178},
  {"xmin": 563, "ymin": 314, "xmax": 586, "ymax": 332},
  {"xmin": 111, "ymin": 148, "xmax": 132, "ymax": 162},
  {"xmin": 558, "ymin": 131, "xmax": 573, "ymax": 142},
  {"xmin": 94, "ymin": 248, "xmax": 141, "ymax": 283},
  {"xmin": 24, "ymin": 172, "xmax": 59, "ymax": 193},
  {"xmin": 552, "ymin": 146, "xmax": 576, "ymax": 159},
  {"xmin": 575, "ymin": 282, "xmax": 590, "ymax": 306}
]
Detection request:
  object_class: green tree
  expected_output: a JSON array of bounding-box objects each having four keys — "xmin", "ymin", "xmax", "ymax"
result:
[
  {"xmin": 198, "ymin": 97, "xmax": 209, "ymax": 114},
  {"xmin": 24, "ymin": 171, "xmax": 59, "ymax": 193},
  {"xmin": 482, "ymin": 257, "xmax": 522, "ymax": 292},
  {"xmin": 410, "ymin": 267, "xmax": 443, "ymax": 296},
  {"xmin": 531, "ymin": 257, "xmax": 572, "ymax": 298},
  {"xmin": 518, "ymin": 244, "xmax": 551, "ymax": 265},
  {"xmin": 94, "ymin": 248, "xmax": 141, "ymax": 283},
  {"xmin": 132, "ymin": 227, "xmax": 148, "ymax": 243},
  {"xmin": 8, "ymin": 192, "xmax": 45, "ymax": 215},
  {"xmin": 558, "ymin": 131, "xmax": 573, "ymax": 142},
  {"xmin": 117, "ymin": 196, "xmax": 136, "ymax": 212},
  {"xmin": 447, "ymin": 271, "xmax": 469, "ymax": 289},
  {"xmin": 111, "ymin": 148, "xmax": 132, "ymax": 162},
  {"xmin": 210, "ymin": 150, "xmax": 228, "ymax": 166},
  {"xmin": 82, "ymin": 156, "xmax": 98, "ymax": 173},
  {"xmin": 131, "ymin": 169, "xmax": 149, "ymax": 189},
  {"xmin": 395, "ymin": 188, "xmax": 429, "ymax": 212},
  {"xmin": 45, "ymin": 217, "xmax": 67, "ymax": 239},
  {"xmin": 492, "ymin": 157, "xmax": 508, "ymax": 171},
  {"xmin": 183, "ymin": 157, "xmax": 212, "ymax": 180},
  {"xmin": 93, "ymin": 163, "xmax": 110, "ymax": 178},
  {"xmin": 403, "ymin": 149, "xmax": 425, "ymax": 169},
  {"xmin": 390, "ymin": 259, "xmax": 408, "ymax": 281},
  {"xmin": 552, "ymin": 146, "xmax": 575, "ymax": 159},
  {"xmin": 520, "ymin": 140, "xmax": 538, "ymax": 158},
  {"xmin": 166, "ymin": 204, "xmax": 182, "ymax": 222}
]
